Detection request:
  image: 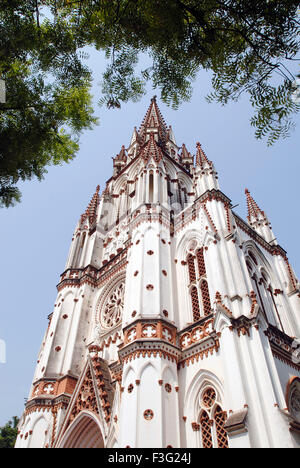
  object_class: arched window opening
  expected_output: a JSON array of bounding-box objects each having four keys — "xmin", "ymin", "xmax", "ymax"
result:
[
  {"xmin": 200, "ymin": 411, "xmax": 213, "ymax": 448},
  {"xmin": 197, "ymin": 248, "xmax": 206, "ymax": 278},
  {"xmin": 75, "ymin": 232, "xmax": 86, "ymax": 267},
  {"xmin": 261, "ymin": 272, "xmax": 268, "ymax": 283},
  {"xmin": 246, "ymin": 253, "xmax": 285, "ymax": 332},
  {"xmin": 198, "ymin": 387, "xmax": 228, "ymax": 449},
  {"xmin": 214, "ymin": 406, "xmax": 229, "ymax": 449},
  {"xmin": 121, "ymin": 184, "xmax": 128, "ymax": 217},
  {"xmin": 178, "ymin": 181, "xmax": 183, "ymax": 209},
  {"xmin": 191, "ymin": 286, "xmax": 200, "ymax": 322},
  {"xmin": 167, "ymin": 178, "xmax": 172, "ymax": 198},
  {"xmin": 81, "ymin": 232, "xmax": 86, "ymax": 249},
  {"xmin": 260, "ymin": 271, "xmax": 284, "ymax": 332},
  {"xmin": 184, "ymin": 188, "xmax": 188, "ymax": 204},
  {"xmin": 187, "ymin": 255, "xmax": 196, "ymax": 283},
  {"xmin": 260, "ymin": 273, "xmax": 278, "ymax": 327},
  {"xmin": 248, "ymin": 251, "xmax": 258, "ymax": 265},
  {"xmin": 116, "ymin": 206, "xmax": 120, "ymax": 225},
  {"xmin": 267, "ymin": 285, "xmax": 284, "ymax": 332},
  {"xmin": 252, "ymin": 273, "xmax": 267, "ymax": 320},
  {"xmin": 201, "ymin": 280, "xmax": 212, "ymax": 317},
  {"xmin": 187, "ymin": 247, "xmax": 212, "ymax": 321},
  {"xmin": 149, "ymin": 172, "xmax": 154, "ymax": 203},
  {"xmin": 246, "ymin": 260, "xmax": 253, "ymax": 273}
]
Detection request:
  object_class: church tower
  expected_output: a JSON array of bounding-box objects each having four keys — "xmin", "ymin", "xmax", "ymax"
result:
[{"xmin": 15, "ymin": 98, "xmax": 300, "ymax": 449}]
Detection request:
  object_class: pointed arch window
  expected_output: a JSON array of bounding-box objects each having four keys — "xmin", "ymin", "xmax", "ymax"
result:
[
  {"xmin": 214, "ymin": 406, "xmax": 229, "ymax": 449},
  {"xmin": 177, "ymin": 180, "xmax": 183, "ymax": 209},
  {"xmin": 118, "ymin": 182, "xmax": 128, "ymax": 221},
  {"xmin": 187, "ymin": 254, "xmax": 196, "ymax": 283},
  {"xmin": 198, "ymin": 387, "xmax": 228, "ymax": 449},
  {"xmin": 186, "ymin": 248, "xmax": 212, "ymax": 322},
  {"xmin": 197, "ymin": 248, "xmax": 206, "ymax": 278},
  {"xmin": 201, "ymin": 280, "xmax": 211, "ymax": 317},
  {"xmin": 246, "ymin": 252, "xmax": 285, "ymax": 332},
  {"xmin": 248, "ymin": 251, "xmax": 258, "ymax": 265},
  {"xmin": 197, "ymin": 249, "xmax": 212, "ymax": 316},
  {"xmin": 191, "ymin": 286, "xmax": 200, "ymax": 322},
  {"xmin": 200, "ymin": 411, "xmax": 213, "ymax": 448},
  {"xmin": 262, "ymin": 275, "xmax": 284, "ymax": 331},
  {"xmin": 183, "ymin": 187, "xmax": 188, "ymax": 204},
  {"xmin": 75, "ymin": 232, "xmax": 86, "ymax": 267},
  {"xmin": 149, "ymin": 171, "xmax": 154, "ymax": 203}
]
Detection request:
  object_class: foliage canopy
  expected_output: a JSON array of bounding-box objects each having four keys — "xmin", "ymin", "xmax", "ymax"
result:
[
  {"xmin": 0, "ymin": 0, "xmax": 299, "ymax": 207},
  {"xmin": 0, "ymin": 0, "xmax": 97, "ymax": 207},
  {"xmin": 0, "ymin": 417, "xmax": 19, "ymax": 448},
  {"xmin": 72, "ymin": 0, "xmax": 300, "ymax": 144}
]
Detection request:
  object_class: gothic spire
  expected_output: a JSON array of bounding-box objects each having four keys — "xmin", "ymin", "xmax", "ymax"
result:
[
  {"xmin": 195, "ymin": 142, "xmax": 212, "ymax": 169},
  {"xmin": 80, "ymin": 185, "xmax": 100, "ymax": 226},
  {"xmin": 194, "ymin": 142, "xmax": 219, "ymax": 195},
  {"xmin": 245, "ymin": 189, "xmax": 275, "ymax": 243},
  {"xmin": 245, "ymin": 189, "xmax": 267, "ymax": 224},
  {"xmin": 180, "ymin": 143, "xmax": 193, "ymax": 170},
  {"xmin": 139, "ymin": 96, "xmax": 168, "ymax": 146},
  {"xmin": 113, "ymin": 145, "xmax": 128, "ymax": 175},
  {"xmin": 130, "ymin": 126, "xmax": 140, "ymax": 146},
  {"xmin": 167, "ymin": 125, "xmax": 177, "ymax": 145},
  {"xmin": 117, "ymin": 145, "xmax": 127, "ymax": 161}
]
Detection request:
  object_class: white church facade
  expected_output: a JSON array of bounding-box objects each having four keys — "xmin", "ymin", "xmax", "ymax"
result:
[{"xmin": 15, "ymin": 98, "xmax": 300, "ymax": 448}]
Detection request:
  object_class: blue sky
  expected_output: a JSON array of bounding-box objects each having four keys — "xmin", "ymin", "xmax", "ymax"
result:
[{"xmin": 0, "ymin": 49, "xmax": 299, "ymax": 425}]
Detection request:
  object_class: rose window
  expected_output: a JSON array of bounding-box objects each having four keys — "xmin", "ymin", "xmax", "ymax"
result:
[
  {"xmin": 101, "ymin": 282, "xmax": 125, "ymax": 328},
  {"xmin": 289, "ymin": 381, "xmax": 300, "ymax": 422}
]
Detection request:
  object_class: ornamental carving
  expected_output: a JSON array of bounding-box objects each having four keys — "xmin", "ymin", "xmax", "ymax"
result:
[
  {"xmin": 68, "ymin": 369, "xmax": 99, "ymax": 426},
  {"xmin": 165, "ymin": 383, "xmax": 172, "ymax": 393},
  {"xmin": 42, "ymin": 383, "xmax": 55, "ymax": 395},
  {"xmin": 142, "ymin": 324, "xmax": 157, "ymax": 338},
  {"xmin": 128, "ymin": 384, "xmax": 134, "ymax": 393},
  {"xmin": 100, "ymin": 282, "xmax": 125, "ymax": 329},
  {"xmin": 187, "ymin": 239, "xmax": 198, "ymax": 253},
  {"xmin": 180, "ymin": 319, "xmax": 213, "ymax": 349},
  {"xmin": 144, "ymin": 409, "xmax": 154, "ymax": 421},
  {"xmin": 123, "ymin": 320, "xmax": 176, "ymax": 345}
]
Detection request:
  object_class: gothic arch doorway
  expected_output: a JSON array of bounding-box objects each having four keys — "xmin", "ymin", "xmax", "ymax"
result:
[{"xmin": 59, "ymin": 412, "xmax": 105, "ymax": 448}]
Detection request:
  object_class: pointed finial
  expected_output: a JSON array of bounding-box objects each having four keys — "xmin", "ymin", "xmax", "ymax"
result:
[
  {"xmin": 196, "ymin": 142, "xmax": 210, "ymax": 168},
  {"xmin": 245, "ymin": 188, "xmax": 266, "ymax": 221},
  {"xmin": 181, "ymin": 143, "xmax": 191, "ymax": 161},
  {"xmin": 139, "ymin": 97, "xmax": 168, "ymax": 147},
  {"xmin": 80, "ymin": 185, "xmax": 100, "ymax": 225},
  {"xmin": 115, "ymin": 145, "xmax": 127, "ymax": 162}
]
